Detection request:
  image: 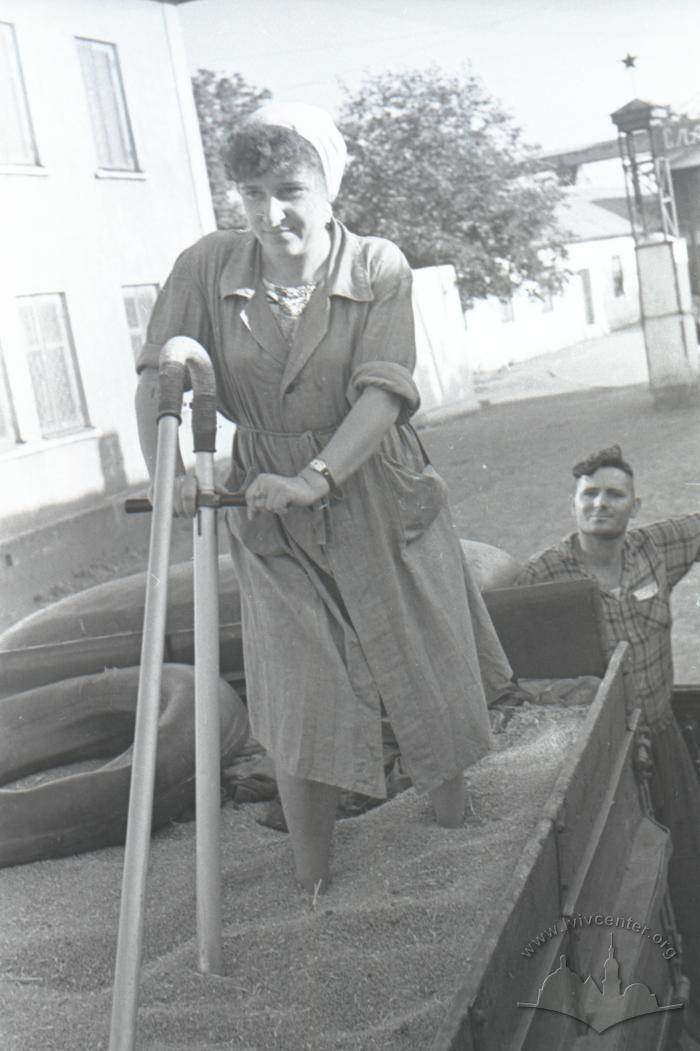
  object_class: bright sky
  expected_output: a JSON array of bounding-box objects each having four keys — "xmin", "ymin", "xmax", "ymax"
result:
[{"xmin": 177, "ymin": 0, "xmax": 700, "ymax": 153}]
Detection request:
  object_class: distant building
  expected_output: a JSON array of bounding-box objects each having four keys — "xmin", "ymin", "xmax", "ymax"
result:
[
  {"xmin": 0, "ymin": 0, "xmax": 210, "ymax": 524},
  {"xmin": 538, "ymin": 121, "xmax": 700, "ymax": 302},
  {"xmin": 463, "ymin": 189, "xmax": 639, "ymax": 373}
]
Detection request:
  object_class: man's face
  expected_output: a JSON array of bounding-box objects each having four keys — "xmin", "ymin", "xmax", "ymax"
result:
[{"xmin": 572, "ymin": 466, "xmax": 640, "ymax": 539}]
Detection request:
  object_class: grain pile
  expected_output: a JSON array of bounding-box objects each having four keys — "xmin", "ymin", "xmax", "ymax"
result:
[{"xmin": 1, "ymin": 704, "xmax": 589, "ymax": 1051}]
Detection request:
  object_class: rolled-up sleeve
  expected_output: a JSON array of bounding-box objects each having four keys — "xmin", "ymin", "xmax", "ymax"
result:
[
  {"xmin": 345, "ymin": 241, "xmax": 420, "ymax": 424},
  {"xmin": 643, "ymin": 514, "xmax": 700, "ymax": 587},
  {"xmin": 135, "ymin": 247, "xmax": 213, "ymax": 374}
]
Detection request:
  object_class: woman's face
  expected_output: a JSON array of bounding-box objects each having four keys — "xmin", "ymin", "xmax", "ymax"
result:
[{"xmin": 238, "ymin": 164, "xmax": 330, "ymax": 260}]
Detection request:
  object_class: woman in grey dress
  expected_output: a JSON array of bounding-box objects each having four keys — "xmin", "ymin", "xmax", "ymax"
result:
[{"xmin": 135, "ymin": 102, "xmax": 510, "ymax": 893}]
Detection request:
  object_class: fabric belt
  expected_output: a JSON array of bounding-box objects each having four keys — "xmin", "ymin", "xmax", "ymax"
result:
[{"xmin": 234, "ymin": 422, "xmax": 339, "ymax": 439}]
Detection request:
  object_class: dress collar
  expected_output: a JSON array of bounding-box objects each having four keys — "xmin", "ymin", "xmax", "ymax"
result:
[{"xmin": 218, "ymin": 219, "xmax": 375, "ymax": 303}]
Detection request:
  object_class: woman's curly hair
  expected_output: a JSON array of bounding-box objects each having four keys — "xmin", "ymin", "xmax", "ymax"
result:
[{"xmin": 225, "ymin": 123, "xmax": 325, "ymax": 188}]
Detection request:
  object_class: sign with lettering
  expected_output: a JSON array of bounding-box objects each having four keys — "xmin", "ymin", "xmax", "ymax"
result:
[{"xmin": 652, "ymin": 118, "xmax": 700, "ymax": 154}]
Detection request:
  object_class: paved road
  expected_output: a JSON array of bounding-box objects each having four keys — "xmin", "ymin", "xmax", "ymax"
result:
[{"xmin": 471, "ymin": 323, "xmax": 650, "ymax": 407}]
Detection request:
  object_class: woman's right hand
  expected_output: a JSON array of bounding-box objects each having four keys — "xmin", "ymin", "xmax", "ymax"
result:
[{"xmin": 147, "ymin": 470, "xmax": 199, "ymax": 517}]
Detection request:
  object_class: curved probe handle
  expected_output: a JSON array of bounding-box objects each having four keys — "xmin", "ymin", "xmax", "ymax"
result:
[{"xmin": 158, "ymin": 336, "xmax": 218, "ymax": 453}]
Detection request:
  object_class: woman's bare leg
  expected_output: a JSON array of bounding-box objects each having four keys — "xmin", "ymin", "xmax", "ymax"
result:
[
  {"xmin": 275, "ymin": 769, "xmax": 340, "ymax": 893},
  {"xmin": 429, "ymin": 772, "xmax": 466, "ymax": 828}
]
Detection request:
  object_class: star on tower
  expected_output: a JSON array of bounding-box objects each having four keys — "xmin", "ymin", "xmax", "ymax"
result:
[{"xmin": 622, "ymin": 54, "xmax": 637, "ymax": 69}]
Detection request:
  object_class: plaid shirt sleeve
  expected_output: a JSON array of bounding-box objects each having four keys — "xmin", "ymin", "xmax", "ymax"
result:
[{"xmin": 641, "ymin": 514, "xmax": 700, "ymax": 588}]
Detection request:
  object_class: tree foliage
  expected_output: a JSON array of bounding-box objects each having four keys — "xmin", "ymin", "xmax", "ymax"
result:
[
  {"xmin": 335, "ymin": 67, "xmax": 567, "ymax": 305},
  {"xmin": 191, "ymin": 69, "xmax": 271, "ymax": 229}
]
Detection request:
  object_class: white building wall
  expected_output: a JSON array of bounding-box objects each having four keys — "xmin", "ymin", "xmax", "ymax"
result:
[
  {"xmin": 463, "ymin": 235, "xmax": 640, "ymax": 373},
  {"xmin": 0, "ymin": 0, "xmax": 215, "ymax": 522},
  {"xmin": 411, "ymin": 265, "xmax": 478, "ymax": 422}
]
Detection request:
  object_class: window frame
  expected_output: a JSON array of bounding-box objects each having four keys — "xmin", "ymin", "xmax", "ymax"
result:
[
  {"xmin": 76, "ymin": 36, "xmax": 140, "ymax": 173},
  {"xmin": 0, "ymin": 20, "xmax": 40, "ymax": 167},
  {"xmin": 0, "ymin": 348, "xmax": 19, "ymax": 449},
  {"xmin": 121, "ymin": 283, "xmax": 160, "ymax": 360},
  {"xmin": 16, "ymin": 292, "xmax": 90, "ymax": 440}
]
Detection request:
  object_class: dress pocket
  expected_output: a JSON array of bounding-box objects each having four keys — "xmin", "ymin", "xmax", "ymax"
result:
[
  {"xmin": 380, "ymin": 456, "xmax": 449, "ymax": 543},
  {"xmin": 224, "ymin": 463, "xmax": 288, "ymax": 557}
]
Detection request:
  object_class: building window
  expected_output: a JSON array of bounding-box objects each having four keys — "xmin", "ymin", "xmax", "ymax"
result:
[
  {"xmin": 611, "ymin": 255, "xmax": 625, "ymax": 297},
  {"xmin": 17, "ymin": 294, "xmax": 89, "ymax": 438},
  {"xmin": 76, "ymin": 38, "xmax": 139, "ymax": 171},
  {"xmin": 0, "ymin": 22, "xmax": 39, "ymax": 166},
  {"xmin": 578, "ymin": 269, "xmax": 595, "ymax": 325},
  {"xmin": 0, "ymin": 352, "xmax": 18, "ymax": 448},
  {"xmin": 122, "ymin": 284, "xmax": 159, "ymax": 358},
  {"xmin": 499, "ymin": 296, "xmax": 515, "ymax": 323}
]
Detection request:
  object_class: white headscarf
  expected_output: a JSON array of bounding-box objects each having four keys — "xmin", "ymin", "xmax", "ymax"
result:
[{"xmin": 247, "ymin": 101, "xmax": 347, "ymax": 202}]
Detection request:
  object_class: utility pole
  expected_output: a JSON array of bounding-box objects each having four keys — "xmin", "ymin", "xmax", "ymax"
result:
[{"xmin": 611, "ymin": 98, "xmax": 699, "ymax": 405}]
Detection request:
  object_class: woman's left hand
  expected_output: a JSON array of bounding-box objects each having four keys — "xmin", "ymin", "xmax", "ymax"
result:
[{"xmin": 245, "ymin": 472, "xmax": 328, "ymax": 518}]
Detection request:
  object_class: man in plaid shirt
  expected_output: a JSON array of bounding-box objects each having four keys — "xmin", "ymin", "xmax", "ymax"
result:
[
  {"xmin": 517, "ymin": 447, "xmax": 700, "ymax": 727},
  {"xmin": 517, "ymin": 445, "xmax": 700, "ymax": 1040}
]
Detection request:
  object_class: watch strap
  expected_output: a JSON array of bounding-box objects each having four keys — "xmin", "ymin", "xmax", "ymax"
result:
[{"xmin": 307, "ymin": 458, "xmax": 340, "ymax": 496}]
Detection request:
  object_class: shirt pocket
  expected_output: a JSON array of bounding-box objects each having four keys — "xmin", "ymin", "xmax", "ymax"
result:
[
  {"xmin": 380, "ymin": 455, "xmax": 449, "ymax": 544},
  {"xmin": 626, "ymin": 590, "xmax": 671, "ymax": 642}
]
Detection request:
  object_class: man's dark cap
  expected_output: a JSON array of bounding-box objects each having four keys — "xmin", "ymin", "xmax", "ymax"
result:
[{"xmin": 572, "ymin": 444, "xmax": 634, "ymax": 479}]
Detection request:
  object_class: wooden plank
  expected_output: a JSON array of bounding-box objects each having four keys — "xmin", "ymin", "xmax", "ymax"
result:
[
  {"xmin": 431, "ymin": 819, "xmax": 560, "ymax": 1051},
  {"xmin": 483, "ymin": 580, "xmax": 606, "ymax": 679},
  {"xmin": 567, "ymin": 759, "xmax": 642, "ymax": 924},
  {"xmin": 556, "ymin": 707, "xmax": 640, "ymax": 916},
  {"xmin": 433, "ymin": 646, "xmax": 650, "ymax": 1050},
  {"xmin": 541, "ymin": 646, "xmax": 631, "ymax": 895},
  {"xmin": 524, "ymin": 818, "xmax": 674, "ymax": 1051},
  {"xmin": 542, "ymin": 647, "xmax": 630, "ymax": 895}
]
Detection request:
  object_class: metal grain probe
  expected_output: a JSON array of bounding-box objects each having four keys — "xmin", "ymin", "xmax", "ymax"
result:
[{"xmin": 109, "ymin": 337, "xmax": 244, "ymax": 1051}]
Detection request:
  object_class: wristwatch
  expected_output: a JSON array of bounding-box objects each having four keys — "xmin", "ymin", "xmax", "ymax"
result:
[{"xmin": 307, "ymin": 458, "xmax": 340, "ymax": 496}]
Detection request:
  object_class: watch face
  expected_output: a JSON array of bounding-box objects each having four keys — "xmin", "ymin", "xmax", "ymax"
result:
[{"xmin": 308, "ymin": 458, "xmax": 336, "ymax": 493}]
